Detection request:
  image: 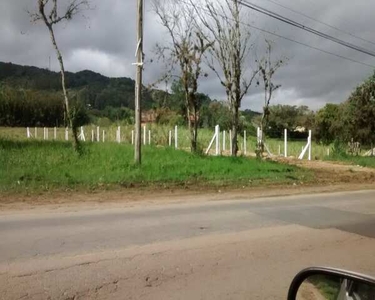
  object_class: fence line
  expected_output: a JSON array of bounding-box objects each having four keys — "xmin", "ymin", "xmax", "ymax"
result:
[{"xmin": 22, "ymin": 126, "xmax": 326, "ymax": 159}]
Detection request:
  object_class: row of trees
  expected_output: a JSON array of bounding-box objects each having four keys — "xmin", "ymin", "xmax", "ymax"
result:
[
  {"xmin": 152, "ymin": 0, "xmax": 284, "ymax": 156},
  {"xmin": 253, "ymin": 72, "xmax": 375, "ymax": 147},
  {"xmin": 3, "ymin": 71, "xmax": 375, "ymax": 148},
  {"xmin": 0, "ymin": 86, "xmax": 64, "ymax": 127},
  {"xmin": 0, "ymin": 84, "xmax": 139, "ymax": 127}
]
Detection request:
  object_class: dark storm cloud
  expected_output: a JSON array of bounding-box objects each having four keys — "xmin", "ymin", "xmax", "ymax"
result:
[{"xmin": 1, "ymin": 0, "xmax": 375, "ymax": 112}]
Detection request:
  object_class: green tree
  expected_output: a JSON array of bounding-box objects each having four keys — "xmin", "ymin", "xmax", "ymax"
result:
[
  {"xmin": 342, "ymin": 72, "xmax": 375, "ymax": 145},
  {"xmin": 314, "ymin": 104, "xmax": 341, "ymax": 145}
]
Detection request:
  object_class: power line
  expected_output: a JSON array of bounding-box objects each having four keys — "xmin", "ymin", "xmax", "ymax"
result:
[
  {"xmin": 238, "ymin": 0, "xmax": 375, "ymax": 58},
  {"xmin": 257, "ymin": 0, "xmax": 375, "ymax": 47},
  {"xmin": 246, "ymin": 23, "xmax": 375, "ymax": 68},
  {"xmin": 177, "ymin": 0, "xmax": 375, "ymax": 69}
]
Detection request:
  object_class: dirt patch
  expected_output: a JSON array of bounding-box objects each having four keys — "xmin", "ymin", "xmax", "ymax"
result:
[{"xmin": 274, "ymin": 157, "xmax": 375, "ymax": 185}]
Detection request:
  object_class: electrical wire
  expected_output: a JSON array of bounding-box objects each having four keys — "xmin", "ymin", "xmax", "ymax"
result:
[
  {"xmin": 255, "ymin": 0, "xmax": 375, "ymax": 47},
  {"xmin": 175, "ymin": 0, "xmax": 375, "ymax": 68},
  {"xmin": 238, "ymin": 0, "xmax": 375, "ymax": 58},
  {"xmin": 245, "ymin": 23, "xmax": 375, "ymax": 68}
]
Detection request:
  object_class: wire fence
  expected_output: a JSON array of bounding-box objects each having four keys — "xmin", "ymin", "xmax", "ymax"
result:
[{"xmin": 0, "ymin": 125, "xmax": 339, "ymax": 160}]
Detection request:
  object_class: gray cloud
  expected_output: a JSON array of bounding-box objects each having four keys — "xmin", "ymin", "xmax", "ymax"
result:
[{"xmin": 1, "ymin": 0, "xmax": 375, "ymax": 112}]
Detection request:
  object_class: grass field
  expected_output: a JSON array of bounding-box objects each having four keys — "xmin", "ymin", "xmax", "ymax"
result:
[{"xmin": 0, "ymin": 139, "xmax": 311, "ymax": 194}]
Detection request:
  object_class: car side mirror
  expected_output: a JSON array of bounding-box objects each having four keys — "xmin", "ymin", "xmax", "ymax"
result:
[{"xmin": 288, "ymin": 267, "xmax": 375, "ymax": 300}]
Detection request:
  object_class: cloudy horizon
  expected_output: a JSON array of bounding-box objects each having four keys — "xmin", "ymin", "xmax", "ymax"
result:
[{"xmin": 1, "ymin": 0, "xmax": 375, "ymax": 112}]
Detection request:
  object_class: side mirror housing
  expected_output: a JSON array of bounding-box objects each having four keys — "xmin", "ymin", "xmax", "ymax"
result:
[{"xmin": 288, "ymin": 267, "xmax": 375, "ymax": 300}]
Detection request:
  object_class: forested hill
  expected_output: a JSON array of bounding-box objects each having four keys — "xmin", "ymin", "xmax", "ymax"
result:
[
  {"xmin": 0, "ymin": 61, "xmax": 262, "ymax": 128},
  {"xmin": 0, "ymin": 61, "xmax": 157, "ymax": 110}
]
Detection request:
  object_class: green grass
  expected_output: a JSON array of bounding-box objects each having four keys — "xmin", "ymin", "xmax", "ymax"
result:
[{"xmin": 0, "ymin": 139, "xmax": 311, "ymax": 194}]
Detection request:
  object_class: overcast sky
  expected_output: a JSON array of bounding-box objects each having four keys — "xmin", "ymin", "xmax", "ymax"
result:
[{"xmin": 1, "ymin": 0, "xmax": 375, "ymax": 112}]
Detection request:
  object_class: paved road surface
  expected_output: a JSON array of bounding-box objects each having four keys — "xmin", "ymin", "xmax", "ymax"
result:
[{"xmin": 1, "ymin": 190, "xmax": 375, "ymax": 299}]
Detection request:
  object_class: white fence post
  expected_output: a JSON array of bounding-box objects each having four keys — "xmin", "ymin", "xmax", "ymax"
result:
[
  {"xmin": 102, "ymin": 130, "xmax": 105, "ymax": 142},
  {"xmin": 46, "ymin": 128, "xmax": 49, "ymax": 140},
  {"xmin": 91, "ymin": 130, "xmax": 94, "ymax": 142},
  {"xmin": 169, "ymin": 130, "xmax": 172, "ymax": 147},
  {"xmin": 257, "ymin": 127, "xmax": 263, "ymax": 146},
  {"xmin": 308, "ymin": 130, "xmax": 312, "ymax": 161},
  {"xmin": 223, "ymin": 131, "xmax": 226, "ymax": 152},
  {"xmin": 143, "ymin": 125, "xmax": 146, "ymax": 145},
  {"xmin": 327, "ymin": 148, "xmax": 330, "ymax": 157},
  {"xmin": 215, "ymin": 125, "xmax": 220, "ymax": 156},
  {"xmin": 27, "ymin": 127, "xmax": 31, "ymax": 138},
  {"xmin": 79, "ymin": 126, "xmax": 86, "ymax": 141},
  {"xmin": 35, "ymin": 127, "xmax": 37, "ymax": 138},
  {"xmin": 131, "ymin": 130, "xmax": 134, "ymax": 145},
  {"xmin": 206, "ymin": 126, "xmax": 218, "ymax": 155},
  {"xmin": 148, "ymin": 130, "xmax": 151, "ymax": 145},
  {"xmin": 244, "ymin": 130, "xmax": 247, "ymax": 155},
  {"xmin": 116, "ymin": 126, "xmax": 121, "ymax": 143},
  {"xmin": 65, "ymin": 128, "xmax": 69, "ymax": 141},
  {"xmin": 229, "ymin": 130, "xmax": 232, "ymax": 155},
  {"xmin": 54, "ymin": 127, "xmax": 57, "ymax": 140},
  {"xmin": 96, "ymin": 126, "xmax": 100, "ymax": 142},
  {"xmin": 284, "ymin": 129, "xmax": 288, "ymax": 158},
  {"xmin": 43, "ymin": 127, "xmax": 46, "ymax": 140},
  {"xmin": 298, "ymin": 130, "xmax": 312, "ymax": 160},
  {"xmin": 175, "ymin": 125, "xmax": 178, "ymax": 149}
]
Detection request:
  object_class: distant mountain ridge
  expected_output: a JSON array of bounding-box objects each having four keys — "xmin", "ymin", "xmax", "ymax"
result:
[{"xmin": 0, "ymin": 61, "xmax": 155, "ymax": 110}]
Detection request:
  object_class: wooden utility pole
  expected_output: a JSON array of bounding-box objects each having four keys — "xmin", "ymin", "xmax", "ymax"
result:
[{"xmin": 134, "ymin": 0, "xmax": 144, "ymax": 164}]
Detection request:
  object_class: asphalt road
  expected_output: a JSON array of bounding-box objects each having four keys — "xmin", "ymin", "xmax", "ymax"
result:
[{"xmin": 1, "ymin": 190, "xmax": 375, "ymax": 299}]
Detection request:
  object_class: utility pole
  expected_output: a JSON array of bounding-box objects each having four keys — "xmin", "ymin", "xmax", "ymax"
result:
[{"xmin": 134, "ymin": 0, "xmax": 144, "ymax": 164}]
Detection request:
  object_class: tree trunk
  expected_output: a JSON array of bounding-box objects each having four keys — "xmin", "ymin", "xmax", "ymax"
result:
[
  {"xmin": 257, "ymin": 114, "xmax": 266, "ymax": 158},
  {"xmin": 185, "ymin": 92, "xmax": 198, "ymax": 153},
  {"xmin": 72, "ymin": 125, "xmax": 80, "ymax": 152},
  {"xmin": 192, "ymin": 105, "xmax": 198, "ymax": 153},
  {"xmin": 231, "ymin": 105, "xmax": 239, "ymax": 156},
  {"xmin": 47, "ymin": 24, "xmax": 79, "ymax": 151},
  {"xmin": 186, "ymin": 104, "xmax": 195, "ymax": 153}
]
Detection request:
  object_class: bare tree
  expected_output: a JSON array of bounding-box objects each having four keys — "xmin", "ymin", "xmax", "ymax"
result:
[
  {"xmin": 152, "ymin": 0, "xmax": 212, "ymax": 153},
  {"xmin": 191, "ymin": 0, "xmax": 259, "ymax": 156},
  {"xmin": 29, "ymin": 0, "xmax": 90, "ymax": 151},
  {"xmin": 257, "ymin": 40, "xmax": 285, "ymax": 158}
]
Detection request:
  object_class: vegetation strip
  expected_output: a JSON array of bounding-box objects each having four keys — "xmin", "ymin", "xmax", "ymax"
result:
[{"xmin": 0, "ymin": 139, "xmax": 311, "ymax": 194}]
